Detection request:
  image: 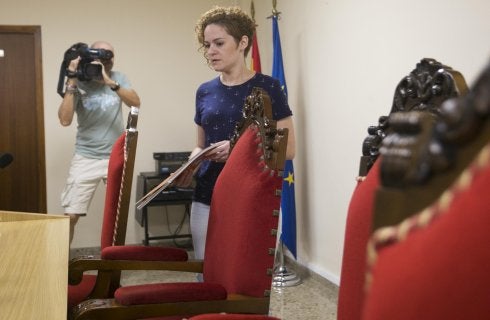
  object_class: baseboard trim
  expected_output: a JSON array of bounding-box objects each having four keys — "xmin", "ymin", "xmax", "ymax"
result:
[{"xmin": 283, "ymin": 255, "xmax": 340, "ymax": 288}]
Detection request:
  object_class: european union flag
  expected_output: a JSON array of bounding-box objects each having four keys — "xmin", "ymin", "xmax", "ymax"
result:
[
  {"xmin": 280, "ymin": 158, "xmax": 297, "ymax": 258},
  {"xmin": 272, "ymin": 14, "xmax": 297, "ymax": 259},
  {"xmin": 272, "ymin": 16, "xmax": 288, "ymax": 96}
]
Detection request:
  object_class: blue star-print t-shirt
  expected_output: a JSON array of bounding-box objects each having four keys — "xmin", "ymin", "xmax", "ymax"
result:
[{"xmin": 193, "ymin": 72, "xmax": 293, "ymax": 205}]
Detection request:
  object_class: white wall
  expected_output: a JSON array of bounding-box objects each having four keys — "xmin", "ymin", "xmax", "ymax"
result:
[
  {"xmin": 251, "ymin": 0, "xmax": 490, "ymax": 284},
  {"xmin": 2, "ymin": 0, "xmax": 490, "ymax": 285}
]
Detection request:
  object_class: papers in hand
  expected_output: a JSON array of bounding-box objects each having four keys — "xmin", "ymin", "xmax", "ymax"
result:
[{"xmin": 135, "ymin": 141, "xmax": 227, "ymax": 210}]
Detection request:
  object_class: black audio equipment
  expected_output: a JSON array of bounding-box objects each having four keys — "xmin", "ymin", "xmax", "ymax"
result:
[
  {"xmin": 135, "ymin": 170, "xmax": 194, "ymax": 245},
  {"xmin": 138, "ymin": 172, "xmax": 193, "ymax": 202},
  {"xmin": 153, "ymin": 151, "xmax": 191, "ymax": 176},
  {"xmin": 135, "ymin": 151, "xmax": 195, "ymax": 244}
]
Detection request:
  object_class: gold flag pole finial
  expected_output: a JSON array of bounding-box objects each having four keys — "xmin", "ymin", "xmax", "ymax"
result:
[
  {"xmin": 268, "ymin": 0, "xmax": 281, "ymax": 19},
  {"xmin": 272, "ymin": 0, "xmax": 278, "ymax": 15},
  {"xmin": 251, "ymin": 0, "xmax": 256, "ymax": 22}
]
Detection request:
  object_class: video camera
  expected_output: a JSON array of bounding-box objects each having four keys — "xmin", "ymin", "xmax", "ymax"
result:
[{"xmin": 57, "ymin": 42, "xmax": 114, "ymax": 97}]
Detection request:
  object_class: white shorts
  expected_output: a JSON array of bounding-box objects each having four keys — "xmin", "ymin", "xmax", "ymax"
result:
[{"xmin": 61, "ymin": 154, "xmax": 109, "ymax": 215}]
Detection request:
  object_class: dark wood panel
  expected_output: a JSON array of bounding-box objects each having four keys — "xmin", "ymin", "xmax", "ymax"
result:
[{"xmin": 0, "ymin": 25, "xmax": 46, "ymax": 212}]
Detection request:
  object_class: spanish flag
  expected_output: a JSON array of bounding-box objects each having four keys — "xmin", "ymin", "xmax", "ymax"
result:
[{"xmin": 251, "ymin": 30, "xmax": 262, "ymax": 72}]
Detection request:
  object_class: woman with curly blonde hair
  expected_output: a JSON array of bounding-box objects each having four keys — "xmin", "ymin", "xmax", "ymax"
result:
[{"xmin": 180, "ymin": 6, "xmax": 296, "ymax": 274}]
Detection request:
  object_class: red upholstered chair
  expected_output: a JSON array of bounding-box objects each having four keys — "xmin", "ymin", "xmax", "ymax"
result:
[
  {"xmin": 361, "ymin": 59, "xmax": 490, "ymax": 319},
  {"xmin": 70, "ymin": 88, "xmax": 288, "ymax": 320},
  {"xmin": 67, "ymin": 108, "xmax": 189, "ymax": 316},
  {"xmin": 337, "ymin": 58, "xmax": 467, "ymax": 320},
  {"xmin": 337, "ymin": 160, "xmax": 380, "ymax": 320},
  {"xmin": 362, "ymin": 150, "xmax": 490, "ymax": 319}
]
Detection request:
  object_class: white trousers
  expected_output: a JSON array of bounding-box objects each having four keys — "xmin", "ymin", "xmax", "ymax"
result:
[{"xmin": 190, "ymin": 201, "xmax": 210, "ymax": 260}]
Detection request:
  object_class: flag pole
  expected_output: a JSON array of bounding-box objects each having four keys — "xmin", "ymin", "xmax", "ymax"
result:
[
  {"xmin": 250, "ymin": 0, "xmax": 262, "ymax": 73},
  {"xmin": 251, "ymin": 0, "xmax": 256, "ymax": 21},
  {"xmin": 273, "ymin": 240, "xmax": 302, "ymax": 287},
  {"xmin": 268, "ymin": 0, "xmax": 301, "ymax": 288}
]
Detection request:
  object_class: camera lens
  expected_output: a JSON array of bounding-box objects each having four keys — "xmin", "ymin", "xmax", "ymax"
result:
[{"xmin": 82, "ymin": 64, "xmax": 103, "ymax": 80}]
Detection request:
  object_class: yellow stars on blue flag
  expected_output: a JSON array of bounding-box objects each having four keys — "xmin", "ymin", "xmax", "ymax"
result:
[{"xmin": 284, "ymin": 170, "xmax": 294, "ymax": 186}]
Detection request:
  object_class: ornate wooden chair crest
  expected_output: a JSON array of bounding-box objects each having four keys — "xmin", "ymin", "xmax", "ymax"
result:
[
  {"xmin": 337, "ymin": 58, "xmax": 467, "ymax": 320},
  {"xmin": 229, "ymin": 87, "xmax": 287, "ymax": 169},
  {"xmin": 373, "ymin": 58, "xmax": 490, "ymax": 229},
  {"xmin": 363, "ymin": 58, "xmax": 490, "ymax": 320},
  {"xmin": 70, "ymin": 88, "xmax": 288, "ymax": 320},
  {"xmin": 359, "ymin": 58, "xmax": 467, "ymax": 176}
]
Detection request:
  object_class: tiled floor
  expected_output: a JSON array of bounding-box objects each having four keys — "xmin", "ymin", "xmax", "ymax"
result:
[
  {"xmin": 72, "ymin": 246, "xmax": 339, "ymax": 319},
  {"xmin": 268, "ymin": 270, "xmax": 338, "ymax": 320}
]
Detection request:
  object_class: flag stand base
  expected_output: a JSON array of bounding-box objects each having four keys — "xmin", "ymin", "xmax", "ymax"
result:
[
  {"xmin": 272, "ymin": 264, "xmax": 302, "ymax": 287},
  {"xmin": 272, "ymin": 241, "xmax": 302, "ymax": 288}
]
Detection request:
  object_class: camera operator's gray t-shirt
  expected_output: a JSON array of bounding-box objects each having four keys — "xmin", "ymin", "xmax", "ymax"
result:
[{"xmin": 73, "ymin": 71, "xmax": 130, "ymax": 159}]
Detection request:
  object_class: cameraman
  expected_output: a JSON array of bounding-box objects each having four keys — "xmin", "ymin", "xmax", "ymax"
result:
[{"xmin": 58, "ymin": 41, "xmax": 140, "ymax": 245}]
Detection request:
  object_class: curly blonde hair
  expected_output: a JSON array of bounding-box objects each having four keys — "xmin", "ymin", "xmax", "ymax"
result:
[{"xmin": 195, "ymin": 6, "xmax": 256, "ymax": 57}]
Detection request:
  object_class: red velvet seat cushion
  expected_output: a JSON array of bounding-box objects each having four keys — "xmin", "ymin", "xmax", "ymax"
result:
[
  {"xmin": 101, "ymin": 132, "xmax": 126, "ymax": 249},
  {"xmin": 337, "ymin": 160, "xmax": 380, "ymax": 320},
  {"xmin": 189, "ymin": 314, "xmax": 280, "ymax": 320},
  {"xmin": 67, "ymin": 274, "xmax": 97, "ymax": 309},
  {"xmin": 115, "ymin": 282, "xmax": 227, "ymax": 305},
  {"xmin": 362, "ymin": 145, "xmax": 490, "ymax": 320},
  {"xmin": 203, "ymin": 127, "xmax": 282, "ymax": 297},
  {"xmin": 102, "ymin": 245, "xmax": 188, "ymax": 261}
]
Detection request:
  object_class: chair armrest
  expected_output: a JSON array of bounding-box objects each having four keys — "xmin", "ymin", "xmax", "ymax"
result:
[
  {"xmin": 69, "ymin": 256, "xmax": 203, "ymax": 285},
  {"xmin": 102, "ymin": 245, "xmax": 188, "ymax": 261}
]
